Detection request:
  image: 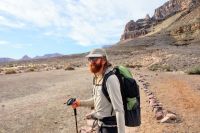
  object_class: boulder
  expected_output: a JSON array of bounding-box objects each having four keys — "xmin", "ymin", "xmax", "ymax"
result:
[
  {"xmin": 155, "ymin": 110, "xmax": 164, "ymax": 120},
  {"xmin": 160, "ymin": 113, "xmax": 177, "ymax": 123}
]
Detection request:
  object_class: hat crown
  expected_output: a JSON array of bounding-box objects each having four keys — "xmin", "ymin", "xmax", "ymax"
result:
[{"xmin": 86, "ymin": 48, "xmax": 107, "ymax": 58}]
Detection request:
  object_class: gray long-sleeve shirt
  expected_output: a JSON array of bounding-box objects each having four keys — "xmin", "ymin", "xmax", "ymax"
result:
[{"xmin": 80, "ymin": 67, "xmax": 125, "ymax": 133}]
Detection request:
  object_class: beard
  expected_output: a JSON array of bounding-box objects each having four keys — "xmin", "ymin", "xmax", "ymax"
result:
[{"xmin": 89, "ymin": 61, "xmax": 103, "ymax": 74}]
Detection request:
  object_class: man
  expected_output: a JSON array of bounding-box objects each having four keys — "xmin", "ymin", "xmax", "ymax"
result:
[{"xmin": 70, "ymin": 48, "xmax": 125, "ymax": 133}]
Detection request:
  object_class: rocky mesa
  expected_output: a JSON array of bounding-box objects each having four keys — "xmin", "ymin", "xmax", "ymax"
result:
[{"xmin": 120, "ymin": 0, "xmax": 200, "ymax": 41}]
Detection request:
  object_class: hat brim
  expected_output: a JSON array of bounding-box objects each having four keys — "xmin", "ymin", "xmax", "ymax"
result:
[{"xmin": 85, "ymin": 54, "xmax": 104, "ymax": 58}]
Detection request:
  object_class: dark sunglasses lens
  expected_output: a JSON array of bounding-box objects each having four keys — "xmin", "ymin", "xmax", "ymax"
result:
[{"xmin": 88, "ymin": 57, "xmax": 98, "ymax": 62}]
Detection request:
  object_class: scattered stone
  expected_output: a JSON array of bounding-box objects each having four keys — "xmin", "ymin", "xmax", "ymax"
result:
[
  {"xmin": 160, "ymin": 113, "xmax": 177, "ymax": 123},
  {"xmin": 166, "ymin": 113, "xmax": 177, "ymax": 120},
  {"xmin": 59, "ymin": 126, "xmax": 63, "ymax": 129},
  {"xmin": 153, "ymin": 107, "xmax": 163, "ymax": 113},
  {"xmin": 147, "ymin": 92, "xmax": 153, "ymax": 96},
  {"xmin": 155, "ymin": 111, "xmax": 164, "ymax": 120},
  {"xmin": 148, "ymin": 94, "xmax": 155, "ymax": 99}
]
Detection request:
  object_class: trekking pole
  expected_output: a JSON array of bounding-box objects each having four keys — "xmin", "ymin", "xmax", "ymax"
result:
[
  {"xmin": 74, "ymin": 108, "xmax": 78, "ymax": 133},
  {"xmin": 65, "ymin": 98, "xmax": 79, "ymax": 133}
]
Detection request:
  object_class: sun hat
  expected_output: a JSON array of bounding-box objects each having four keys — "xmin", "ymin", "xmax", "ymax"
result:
[{"xmin": 86, "ymin": 48, "xmax": 108, "ymax": 59}]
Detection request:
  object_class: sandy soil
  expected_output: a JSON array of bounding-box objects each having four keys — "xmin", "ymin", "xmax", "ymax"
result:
[
  {"xmin": 131, "ymin": 69, "xmax": 200, "ymax": 133},
  {"xmin": 0, "ymin": 67, "xmax": 200, "ymax": 133}
]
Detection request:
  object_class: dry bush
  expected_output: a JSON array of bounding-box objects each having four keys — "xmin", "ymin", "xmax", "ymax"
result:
[
  {"xmin": 27, "ymin": 68, "xmax": 35, "ymax": 72},
  {"xmin": 64, "ymin": 66, "xmax": 75, "ymax": 71},
  {"xmin": 5, "ymin": 69, "xmax": 17, "ymax": 74},
  {"xmin": 125, "ymin": 64, "xmax": 142, "ymax": 68},
  {"xmin": 149, "ymin": 64, "xmax": 172, "ymax": 72},
  {"xmin": 148, "ymin": 64, "xmax": 160, "ymax": 71},
  {"xmin": 8, "ymin": 64, "xmax": 14, "ymax": 67},
  {"xmin": 55, "ymin": 65, "xmax": 63, "ymax": 70},
  {"xmin": 187, "ymin": 66, "xmax": 200, "ymax": 75}
]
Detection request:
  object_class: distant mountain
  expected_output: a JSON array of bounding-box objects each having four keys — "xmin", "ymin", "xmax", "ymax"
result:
[
  {"xmin": 102, "ymin": 45, "xmax": 114, "ymax": 48},
  {"xmin": 34, "ymin": 53, "xmax": 63, "ymax": 59},
  {"xmin": 0, "ymin": 58, "xmax": 16, "ymax": 63},
  {"xmin": 20, "ymin": 55, "xmax": 32, "ymax": 60},
  {"xmin": 0, "ymin": 53, "xmax": 64, "ymax": 63}
]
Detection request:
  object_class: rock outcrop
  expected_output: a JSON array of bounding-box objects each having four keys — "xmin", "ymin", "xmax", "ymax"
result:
[
  {"xmin": 120, "ymin": 0, "xmax": 200, "ymax": 41},
  {"xmin": 120, "ymin": 18, "xmax": 150, "ymax": 40},
  {"xmin": 152, "ymin": 0, "xmax": 199, "ymax": 21},
  {"xmin": 170, "ymin": 20, "xmax": 200, "ymax": 35}
]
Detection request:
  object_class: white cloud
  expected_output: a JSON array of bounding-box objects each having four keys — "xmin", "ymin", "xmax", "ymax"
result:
[
  {"xmin": 0, "ymin": 0, "xmax": 67, "ymax": 27},
  {"xmin": 0, "ymin": 39, "xmax": 32, "ymax": 49},
  {"xmin": 65, "ymin": 0, "xmax": 168, "ymax": 46},
  {"xmin": 0, "ymin": 40, "xmax": 9, "ymax": 45},
  {"xmin": 0, "ymin": 0, "xmax": 168, "ymax": 46},
  {"xmin": 10, "ymin": 43, "xmax": 32, "ymax": 49},
  {"xmin": 0, "ymin": 16, "xmax": 25, "ymax": 28}
]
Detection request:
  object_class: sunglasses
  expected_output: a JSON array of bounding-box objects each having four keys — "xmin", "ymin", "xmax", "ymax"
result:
[{"xmin": 88, "ymin": 57, "xmax": 101, "ymax": 62}]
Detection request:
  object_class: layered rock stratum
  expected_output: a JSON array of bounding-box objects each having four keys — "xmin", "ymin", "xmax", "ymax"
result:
[{"xmin": 120, "ymin": 0, "xmax": 200, "ymax": 40}]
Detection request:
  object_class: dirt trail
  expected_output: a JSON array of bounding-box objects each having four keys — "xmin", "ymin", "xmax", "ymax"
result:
[
  {"xmin": 133, "ymin": 70, "xmax": 200, "ymax": 133},
  {"xmin": 0, "ymin": 68, "xmax": 199, "ymax": 133}
]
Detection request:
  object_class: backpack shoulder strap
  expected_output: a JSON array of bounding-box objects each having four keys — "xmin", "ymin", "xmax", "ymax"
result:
[{"xmin": 102, "ymin": 71, "xmax": 114, "ymax": 103}]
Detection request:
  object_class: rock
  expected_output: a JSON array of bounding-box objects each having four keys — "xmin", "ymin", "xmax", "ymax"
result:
[
  {"xmin": 120, "ymin": 0, "xmax": 200, "ymax": 41},
  {"xmin": 150, "ymin": 101, "xmax": 159, "ymax": 107},
  {"xmin": 145, "ymin": 14, "xmax": 151, "ymax": 20},
  {"xmin": 155, "ymin": 111, "xmax": 164, "ymax": 120},
  {"xmin": 153, "ymin": 0, "xmax": 199, "ymax": 21},
  {"xmin": 148, "ymin": 94, "xmax": 155, "ymax": 99},
  {"xmin": 149, "ymin": 98, "xmax": 157, "ymax": 104},
  {"xmin": 171, "ymin": 22, "xmax": 200, "ymax": 36},
  {"xmin": 153, "ymin": 106, "xmax": 163, "ymax": 113},
  {"xmin": 59, "ymin": 126, "xmax": 63, "ymax": 129},
  {"xmin": 166, "ymin": 113, "xmax": 177, "ymax": 120},
  {"xmin": 120, "ymin": 20, "xmax": 149, "ymax": 40},
  {"xmin": 160, "ymin": 116, "xmax": 170, "ymax": 123},
  {"xmin": 147, "ymin": 92, "xmax": 153, "ymax": 96},
  {"xmin": 160, "ymin": 113, "xmax": 177, "ymax": 123}
]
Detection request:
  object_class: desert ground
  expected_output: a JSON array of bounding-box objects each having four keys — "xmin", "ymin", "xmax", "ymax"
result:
[
  {"xmin": 0, "ymin": 1, "xmax": 200, "ymax": 133},
  {"xmin": 0, "ymin": 67, "xmax": 199, "ymax": 133}
]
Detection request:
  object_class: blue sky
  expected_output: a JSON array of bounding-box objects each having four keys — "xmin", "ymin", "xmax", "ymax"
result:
[{"xmin": 0, "ymin": 0, "xmax": 168, "ymax": 59}]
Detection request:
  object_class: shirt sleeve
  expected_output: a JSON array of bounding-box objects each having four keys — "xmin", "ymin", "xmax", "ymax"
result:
[
  {"xmin": 106, "ymin": 75, "xmax": 125, "ymax": 133},
  {"xmin": 80, "ymin": 97, "xmax": 94, "ymax": 107}
]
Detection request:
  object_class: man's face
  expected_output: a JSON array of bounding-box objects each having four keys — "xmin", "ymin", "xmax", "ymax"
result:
[{"xmin": 88, "ymin": 57, "xmax": 104, "ymax": 74}]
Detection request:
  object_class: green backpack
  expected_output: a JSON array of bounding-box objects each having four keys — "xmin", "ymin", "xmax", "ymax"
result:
[{"xmin": 102, "ymin": 66, "xmax": 141, "ymax": 127}]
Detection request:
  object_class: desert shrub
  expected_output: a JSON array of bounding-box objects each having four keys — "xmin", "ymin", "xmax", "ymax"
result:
[
  {"xmin": 25, "ymin": 66, "xmax": 37, "ymax": 72},
  {"xmin": 187, "ymin": 66, "xmax": 200, "ymax": 75},
  {"xmin": 8, "ymin": 64, "xmax": 14, "ymax": 67},
  {"xmin": 5, "ymin": 69, "xmax": 17, "ymax": 74},
  {"xmin": 162, "ymin": 65, "xmax": 171, "ymax": 72},
  {"xmin": 55, "ymin": 65, "xmax": 63, "ymax": 70},
  {"xmin": 149, "ymin": 64, "xmax": 172, "ymax": 72},
  {"xmin": 125, "ymin": 64, "xmax": 142, "ymax": 68},
  {"xmin": 64, "ymin": 66, "xmax": 75, "ymax": 71},
  {"xmin": 28, "ymin": 68, "xmax": 35, "ymax": 72},
  {"xmin": 148, "ymin": 64, "xmax": 160, "ymax": 71}
]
